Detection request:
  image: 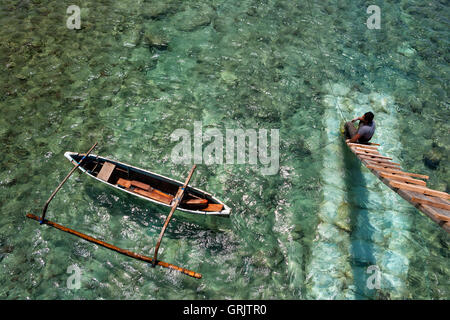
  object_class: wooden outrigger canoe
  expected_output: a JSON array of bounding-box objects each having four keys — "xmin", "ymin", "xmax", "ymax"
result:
[
  {"xmin": 64, "ymin": 152, "xmax": 231, "ymax": 216},
  {"xmin": 345, "ymin": 141, "xmax": 450, "ymax": 233},
  {"xmin": 26, "ymin": 143, "xmax": 230, "ymax": 279}
]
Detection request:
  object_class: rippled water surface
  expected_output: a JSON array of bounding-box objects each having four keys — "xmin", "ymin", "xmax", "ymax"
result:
[{"xmin": 0, "ymin": 0, "xmax": 448, "ymax": 299}]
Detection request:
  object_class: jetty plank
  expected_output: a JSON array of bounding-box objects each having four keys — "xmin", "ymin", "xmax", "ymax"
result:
[
  {"xmin": 434, "ymin": 213, "xmax": 450, "ymax": 222},
  {"xmin": 420, "ymin": 204, "xmax": 450, "ymax": 223},
  {"xmin": 352, "ymin": 147, "xmax": 380, "ymax": 155},
  {"xmin": 411, "ymin": 197, "xmax": 450, "ymax": 211},
  {"xmin": 379, "ymin": 172, "xmax": 427, "ymax": 186},
  {"xmin": 348, "ymin": 143, "xmax": 378, "ymax": 150},
  {"xmin": 355, "ymin": 152, "xmax": 393, "ymax": 160},
  {"xmin": 358, "ymin": 155, "xmax": 398, "ymax": 163},
  {"xmin": 365, "ymin": 165, "xmax": 429, "ymax": 179},
  {"xmin": 363, "ymin": 160, "xmax": 402, "ymax": 169},
  {"xmin": 389, "ymin": 181, "xmax": 450, "ymax": 200},
  {"xmin": 346, "ymin": 140, "xmax": 450, "ymax": 233}
]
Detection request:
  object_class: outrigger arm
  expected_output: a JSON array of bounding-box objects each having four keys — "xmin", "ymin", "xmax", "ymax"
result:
[
  {"xmin": 40, "ymin": 142, "xmax": 98, "ymax": 223},
  {"xmin": 152, "ymin": 164, "xmax": 197, "ymax": 267}
]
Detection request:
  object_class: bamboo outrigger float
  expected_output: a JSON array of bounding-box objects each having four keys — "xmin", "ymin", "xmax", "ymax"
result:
[
  {"xmin": 346, "ymin": 141, "xmax": 450, "ymax": 233},
  {"xmin": 25, "ymin": 143, "xmax": 227, "ymax": 279},
  {"xmin": 25, "ymin": 213, "xmax": 201, "ymax": 278}
]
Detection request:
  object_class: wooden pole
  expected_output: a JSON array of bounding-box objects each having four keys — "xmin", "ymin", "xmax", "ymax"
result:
[
  {"xmin": 26, "ymin": 213, "xmax": 202, "ymax": 279},
  {"xmin": 40, "ymin": 142, "xmax": 97, "ymax": 223},
  {"xmin": 152, "ymin": 165, "xmax": 196, "ymax": 267}
]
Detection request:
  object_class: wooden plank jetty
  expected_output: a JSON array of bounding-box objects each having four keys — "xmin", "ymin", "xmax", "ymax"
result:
[{"xmin": 346, "ymin": 141, "xmax": 450, "ymax": 233}]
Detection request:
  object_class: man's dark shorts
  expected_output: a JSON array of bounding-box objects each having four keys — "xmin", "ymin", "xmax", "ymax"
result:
[{"xmin": 344, "ymin": 121, "xmax": 358, "ymax": 140}]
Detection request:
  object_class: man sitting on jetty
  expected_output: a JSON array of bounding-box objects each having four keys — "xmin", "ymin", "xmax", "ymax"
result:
[{"xmin": 344, "ymin": 111, "xmax": 376, "ymax": 144}]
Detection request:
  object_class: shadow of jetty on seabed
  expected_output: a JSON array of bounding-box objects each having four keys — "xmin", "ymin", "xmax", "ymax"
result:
[{"xmin": 342, "ymin": 139, "xmax": 380, "ymax": 300}]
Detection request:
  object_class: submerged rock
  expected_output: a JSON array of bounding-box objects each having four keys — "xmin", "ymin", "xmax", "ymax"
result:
[
  {"xmin": 220, "ymin": 70, "xmax": 237, "ymax": 84},
  {"xmin": 331, "ymin": 83, "xmax": 351, "ymax": 97},
  {"xmin": 140, "ymin": 2, "xmax": 176, "ymax": 19},
  {"xmin": 174, "ymin": 6, "xmax": 214, "ymax": 32},
  {"xmin": 143, "ymin": 24, "xmax": 169, "ymax": 50},
  {"xmin": 0, "ymin": 242, "xmax": 14, "ymax": 262},
  {"xmin": 1, "ymin": 245, "xmax": 14, "ymax": 254},
  {"xmin": 143, "ymin": 33, "xmax": 168, "ymax": 50},
  {"xmin": 397, "ymin": 44, "xmax": 416, "ymax": 57},
  {"xmin": 335, "ymin": 202, "xmax": 351, "ymax": 232},
  {"xmin": 15, "ymin": 73, "xmax": 27, "ymax": 80},
  {"xmin": 423, "ymin": 144, "xmax": 445, "ymax": 170}
]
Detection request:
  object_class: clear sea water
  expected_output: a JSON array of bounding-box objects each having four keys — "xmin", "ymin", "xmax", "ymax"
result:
[{"xmin": 0, "ymin": 0, "xmax": 448, "ymax": 299}]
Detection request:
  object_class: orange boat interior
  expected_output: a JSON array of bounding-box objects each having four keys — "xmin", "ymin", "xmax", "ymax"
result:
[{"xmin": 75, "ymin": 155, "xmax": 224, "ymax": 212}]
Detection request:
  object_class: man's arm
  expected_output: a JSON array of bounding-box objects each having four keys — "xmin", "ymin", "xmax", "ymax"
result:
[{"xmin": 346, "ymin": 133, "xmax": 361, "ymax": 143}]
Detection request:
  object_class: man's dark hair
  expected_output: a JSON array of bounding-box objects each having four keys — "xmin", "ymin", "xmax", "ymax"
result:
[{"xmin": 364, "ymin": 111, "xmax": 374, "ymax": 124}]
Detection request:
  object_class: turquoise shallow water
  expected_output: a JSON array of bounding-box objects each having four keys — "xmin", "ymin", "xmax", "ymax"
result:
[{"xmin": 0, "ymin": 0, "xmax": 449, "ymax": 299}]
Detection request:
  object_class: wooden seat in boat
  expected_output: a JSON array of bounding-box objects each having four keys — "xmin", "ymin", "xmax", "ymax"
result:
[
  {"xmin": 182, "ymin": 198, "xmax": 208, "ymax": 209},
  {"xmin": 97, "ymin": 162, "xmax": 116, "ymax": 182},
  {"xmin": 117, "ymin": 178, "xmax": 151, "ymax": 191},
  {"xmin": 116, "ymin": 178, "xmax": 173, "ymax": 204},
  {"xmin": 200, "ymin": 203, "xmax": 224, "ymax": 212},
  {"xmin": 183, "ymin": 198, "xmax": 208, "ymax": 205},
  {"xmin": 133, "ymin": 188, "xmax": 173, "ymax": 205}
]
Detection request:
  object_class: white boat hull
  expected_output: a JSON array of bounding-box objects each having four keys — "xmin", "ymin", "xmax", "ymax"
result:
[{"xmin": 64, "ymin": 152, "xmax": 231, "ymax": 216}]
